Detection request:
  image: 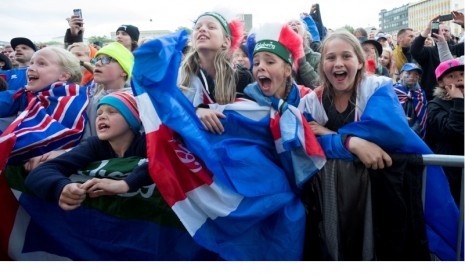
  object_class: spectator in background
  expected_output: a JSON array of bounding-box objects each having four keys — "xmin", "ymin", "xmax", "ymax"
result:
[
  {"xmin": 115, "ymin": 24, "xmax": 140, "ymax": 52},
  {"xmin": 288, "ymin": 17, "xmax": 321, "ymax": 89},
  {"xmin": 232, "ymin": 44, "xmax": 251, "ymax": 70},
  {"xmin": 393, "ymin": 63, "xmax": 428, "ymax": 139},
  {"xmin": 11, "ymin": 37, "xmax": 37, "ymax": 68},
  {"xmin": 439, "ymin": 23, "xmax": 455, "ymax": 46},
  {"xmin": 385, "ymin": 34, "xmax": 396, "ymax": 50},
  {"xmin": 424, "ymin": 36, "xmax": 435, "ymax": 47},
  {"xmin": 67, "ymin": 42, "xmax": 97, "ymax": 86},
  {"xmin": 8, "ymin": 51, "xmax": 19, "ymax": 69},
  {"xmin": 300, "ymin": 12, "xmax": 321, "ymax": 52},
  {"xmin": 393, "ymin": 28, "xmax": 415, "ymax": 74},
  {"xmin": 310, "ymin": 3, "xmax": 326, "ymax": 43},
  {"xmin": 376, "ymin": 34, "xmax": 389, "ymax": 49},
  {"xmin": 353, "ymin": 27, "xmax": 368, "ymax": 41},
  {"xmin": 2, "ymin": 45, "xmax": 14, "ymax": 57},
  {"xmin": 360, "ymin": 38, "xmax": 390, "ymax": 77},
  {"xmin": 0, "ymin": 53, "xmax": 12, "ymax": 71},
  {"xmin": 0, "ymin": 37, "xmax": 37, "ymax": 92},
  {"xmin": 64, "ymin": 15, "xmax": 84, "ymax": 49},
  {"xmin": 425, "ymin": 58, "xmax": 464, "ymax": 205},
  {"xmin": 378, "ymin": 47, "xmax": 398, "ymax": 81},
  {"xmin": 411, "ymin": 17, "xmax": 463, "ymax": 100}
]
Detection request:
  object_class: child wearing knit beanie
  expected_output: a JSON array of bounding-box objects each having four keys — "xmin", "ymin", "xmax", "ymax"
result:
[{"xmin": 24, "ymin": 92, "xmax": 151, "ymax": 211}]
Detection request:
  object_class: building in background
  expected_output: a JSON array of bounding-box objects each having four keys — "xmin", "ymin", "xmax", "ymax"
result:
[
  {"xmin": 238, "ymin": 13, "xmax": 253, "ymax": 33},
  {"xmin": 379, "ymin": 0, "xmax": 464, "ymax": 37},
  {"xmin": 379, "ymin": 4, "xmax": 410, "ymax": 35}
]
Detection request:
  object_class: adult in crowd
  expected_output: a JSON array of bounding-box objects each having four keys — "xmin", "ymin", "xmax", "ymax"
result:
[
  {"xmin": 411, "ymin": 17, "xmax": 464, "ymax": 100},
  {"xmin": 0, "ymin": 37, "xmax": 37, "ymax": 91},
  {"xmin": 393, "ymin": 28, "xmax": 415, "ymax": 74}
]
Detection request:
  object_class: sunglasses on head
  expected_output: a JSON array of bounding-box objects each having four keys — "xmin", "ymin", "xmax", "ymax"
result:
[{"xmin": 91, "ymin": 56, "xmax": 115, "ymax": 65}]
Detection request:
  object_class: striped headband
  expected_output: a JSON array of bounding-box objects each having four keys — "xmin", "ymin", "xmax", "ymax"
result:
[{"xmin": 97, "ymin": 92, "xmax": 141, "ymax": 134}]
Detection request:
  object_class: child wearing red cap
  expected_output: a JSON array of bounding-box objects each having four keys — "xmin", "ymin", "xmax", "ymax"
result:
[
  {"xmin": 24, "ymin": 92, "xmax": 151, "ymax": 211},
  {"xmin": 425, "ymin": 57, "xmax": 464, "ymax": 205}
]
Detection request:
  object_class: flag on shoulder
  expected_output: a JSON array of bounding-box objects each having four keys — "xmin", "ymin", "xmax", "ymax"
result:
[{"xmin": 131, "ymin": 30, "xmax": 325, "ymax": 260}]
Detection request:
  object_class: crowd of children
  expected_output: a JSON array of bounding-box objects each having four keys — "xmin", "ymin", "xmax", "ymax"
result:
[{"xmin": 0, "ymin": 6, "xmax": 463, "ymax": 262}]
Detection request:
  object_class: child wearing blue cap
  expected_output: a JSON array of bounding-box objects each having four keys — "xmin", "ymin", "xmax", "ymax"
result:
[
  {"xmin": 25, "ymin": 92, "xmax": 152, "ymax": 211},
  {"xmin": 393, "ymin": 63, "xmax": 428, "ymax": 139}
]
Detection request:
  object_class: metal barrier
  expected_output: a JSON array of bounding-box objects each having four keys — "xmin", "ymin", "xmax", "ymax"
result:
[{"xmin": 421, "ymin": 154, "xmax": 464, "ymax": 261}]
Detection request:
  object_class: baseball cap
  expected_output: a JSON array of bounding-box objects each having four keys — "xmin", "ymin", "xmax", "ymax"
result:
[
  {"xmin": 10, "ymin": 37, "xmax": 37, "ymax": 51},
  {"xmin": 400, "ymin": 63, "xmax": 423, "ymax": 75},
  {"xmin": 435, "ymin": 58, "xmax": 464, "ymax": 81}
]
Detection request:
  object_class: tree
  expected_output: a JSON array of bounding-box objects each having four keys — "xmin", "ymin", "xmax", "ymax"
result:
[{"xmin": 87, "ymin": 35, "xmax": 113, "ymax": 46}]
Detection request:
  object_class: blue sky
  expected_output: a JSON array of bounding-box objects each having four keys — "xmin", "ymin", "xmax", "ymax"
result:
[{"xmin": 0, "ymin": 0, "xmax": 411, "ymax": 43}]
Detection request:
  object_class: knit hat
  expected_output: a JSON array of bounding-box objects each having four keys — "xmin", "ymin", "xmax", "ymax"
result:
[
  {"xmin": 97, "ymin": 92, "xmax": 141, "ymax": 134},
  {"xmin": 435, "ymin": 57, "xmax": 464, "ymax": 81},
  {"xmin": 96, "ymin": 42, "xmax": 134, "ymax": 79},
  {"xmin": 10, "ymin": 37, "xmax": 37, "ymax": 51},
  {"xmin": 116, "ymin": 24, "xmax": 140, "ymax": 42},
  {"xmin": 195, "ymin": 12, "xmax": 244, "ymax": 52},
  {"xmin": 400, "ymin": 63, "xmax": 423, "ymax": 75},
  {"xmin": 248, "ymin": 23, "xmax": 304, "ymax": 69}
]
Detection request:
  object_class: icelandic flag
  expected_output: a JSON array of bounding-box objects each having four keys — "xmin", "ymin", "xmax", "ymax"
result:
[
  {"xmin": 337, "ymin": 82, "xmax": 463, "ymax": 261},
  {"xmin": 131, "ymin": 30, "xmax": 322, "ymax": 260},
  {"xmin": 0, "ymin": 82, "xmax": 89, "ymax": 173},
  {"xmin": 0, "ymin": 159, "xmax": 217, "ymax": 261}
]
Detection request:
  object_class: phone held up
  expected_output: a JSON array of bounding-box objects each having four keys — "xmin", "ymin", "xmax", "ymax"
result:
[
  {"xmin": 73, "ymin": 9, "xmax": 82, "ymax": 26},
  {"xmin": 431, "ymin": 21, "xmax": 440, "ymax": 36},
  {"xmin": 438, "ymin": 13, "xmax": 454, "ymax": 22}
]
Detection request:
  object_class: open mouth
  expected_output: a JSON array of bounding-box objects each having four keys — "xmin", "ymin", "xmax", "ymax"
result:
[
  {"xmin": 334, "ymin": 72, "xmax": 347, "ymax": 81},
  {"xmin": 257, "ymin": 76, "xmax": 272, "ymax": 91},
  {"xmin": 97, "ymin": 123, "xmax": 109, "ymax": 131},
  {"xmin": 456, "ymin": 84, "xmax": 464, "ymax": 93},
  {"xmin": 27, "ymin": 75, "xmax": 38, "ymax": 82}
]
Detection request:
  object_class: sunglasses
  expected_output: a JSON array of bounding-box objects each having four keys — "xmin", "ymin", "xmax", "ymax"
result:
[{"xmin": 91, "ymin": 56, "xmax": 115, "ymax": 65}]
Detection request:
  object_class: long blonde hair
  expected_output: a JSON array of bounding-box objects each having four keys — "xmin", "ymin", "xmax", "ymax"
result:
[
  {"xmin": 319, "ymin": 30, "xmax": 366, "ymax": 98},
  {"xmin": 178, "ymin": 15, "xmax": 237, "ymax": 105}
]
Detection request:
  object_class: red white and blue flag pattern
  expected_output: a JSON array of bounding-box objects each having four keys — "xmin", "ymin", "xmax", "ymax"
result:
[{"xmin": 131, "ymin": 30, "xmax": 325, "ymax": 260}]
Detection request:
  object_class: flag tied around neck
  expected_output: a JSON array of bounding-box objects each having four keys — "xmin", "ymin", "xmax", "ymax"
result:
[
  {"xmin": 0, "ymin": 82, "xmax": 89, "ymax": 173},
  {"xmin": 131, "ymin": 30, "xmax": 327, "ymax": 260}
]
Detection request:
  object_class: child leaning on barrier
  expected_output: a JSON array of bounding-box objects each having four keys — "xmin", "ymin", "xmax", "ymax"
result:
[{"xmin": 24, "ymin": 92, "xmax": 152, "ymax": 211}]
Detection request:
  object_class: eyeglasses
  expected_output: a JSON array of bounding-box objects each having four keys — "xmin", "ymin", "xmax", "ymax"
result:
[{"xmin": 91, "ymin": 56, "xmax": 115, "ymax": 65}]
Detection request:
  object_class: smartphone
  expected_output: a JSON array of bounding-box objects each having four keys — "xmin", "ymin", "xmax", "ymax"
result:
[
  {"xmin": 73, "ymin": 9, "xmax": 82, "ymax": 27},
  {"xmin": 439, "ymin": 14, "xmax": 453, "ymax": 21},
  {"xmin": 431, "ymin": 21, "xmax": 440, "ymax": 36},
  {"xmin": 73, "ymin": 9, "xmax": 82, "ymax": 18}
]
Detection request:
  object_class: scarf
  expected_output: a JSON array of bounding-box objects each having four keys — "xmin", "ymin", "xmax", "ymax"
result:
[
  {"xmin": 0, "ymin": 82, "xmax": 89, "ymax": 173},
  {"xmin": 244, "ymin": 82, "xmax": 326, "ymax": 189}
]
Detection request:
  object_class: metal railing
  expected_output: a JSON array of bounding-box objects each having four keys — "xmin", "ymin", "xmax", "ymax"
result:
[{"xmin": 421, "ymin": 154, "xmax": 464, "ymax": 261}]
